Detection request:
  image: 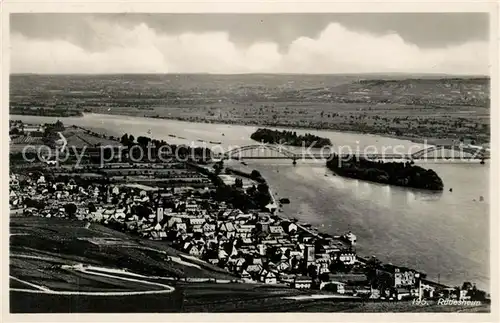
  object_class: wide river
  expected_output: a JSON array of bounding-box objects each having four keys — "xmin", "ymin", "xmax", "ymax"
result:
[{"xmin": 12, "ymin": 113, "xmax": 490, "ymax": 290}]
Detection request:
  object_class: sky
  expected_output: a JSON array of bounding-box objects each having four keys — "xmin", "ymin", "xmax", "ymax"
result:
[{"xmin": 10, "ymin": 13, "xmax": 490, "ymax": 75}]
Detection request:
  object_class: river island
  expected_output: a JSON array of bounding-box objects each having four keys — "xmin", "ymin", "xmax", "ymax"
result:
[
  {"xmin": 326, "ymin": 154, "xmax": 444, "ymax": 191},
  {"xmin": 250, "ymin": 128, "xmax": 332, "ymax": 148}
]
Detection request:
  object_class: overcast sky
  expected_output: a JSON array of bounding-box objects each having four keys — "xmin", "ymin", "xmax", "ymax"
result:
[{"xmin": 10, "ymin": 13, "xmax": 489, "ymax": 75}]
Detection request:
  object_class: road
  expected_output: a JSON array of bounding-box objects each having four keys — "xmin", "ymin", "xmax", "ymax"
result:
[{"xmin": 10, "ymin": 259, "xmax": 176, "ymax": 296}]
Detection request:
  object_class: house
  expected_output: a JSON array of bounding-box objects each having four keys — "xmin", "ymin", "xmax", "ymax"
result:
[
  {"xmin": 23, "ymin": 124, "xmax": 45, "ymax": 133},
  {"xmin": 235, "ymin": 226, "xmax": 253, "ymax": 238},
  {"xmin": 253, "ymin": 257, "xmax": 264, "ymax": 266},
  {"xmin": 396, "ymin": 287, "xmax": 412, "ymax": 300},
  {"xmin": 235, "ymin": 213, "xmax": 252, "ymax": 222},
  {"xmin": 339, "ymin": 252, "xmax": 356, "ymax": 265},
  {"xmin": 184, "ymin": 243, "xmax": 203, "ymax": 257},
  {"xmin": 219, "ymin": 209, "xmax": 232, "ymax": 219},
  {"xmin": 186, "ymin": 203, "xmax": 198, "ymax": 213},
  {"xmin": 241, "ymin": 238, "xmax": 253, "ymax": 245},
  {"xmin": 167, "ymin": 217, "xmax": 182, "ymax": 228},
  {"xmin": 174, "ymin": 222, "xmax": 187, "ymax": 232},
  {"xmin": 114, "ymin": 211, "xmax": 126, "ymax": 220},
  {"xmin": 202, "ymin": 223, "xmax": 216, "ymax": 233},
  {"xmin": 208, "ymin": 258, "xmax": 219, "ymax": 265},
  {"xmin": 257, "ymin": 244, "xmax": 267, "ymax": 256},
  {"xmin": 189, "ymin": 218, "xmax": 206, "ymax": 226},
  {"xmin": 234, "ymin": 258, "xmax": 246, "ymax": 272},
  {"xmin": 259, "ymin": 269, "xmax": 277, "ymax": 284},
  {"xmin": 381, "ymin": 264, "xmax": 420, "ymax": 288},
  {"xmin": 219, "ymin": 222, "xmax": 236, "ymax": 232},
  {"xmin": 292, "ymin": 276, "xmax": 313, "ymax": 289},
  {"xmin": 285, "ymin": 250, "xmax": 303, "ymax": 259},
  {"xmin": 240, "ymin": 270, "xmax": 252, "ymax": 280},
  {"xmin": 282, "ymin": 221, "xmax": 298, "ymax": 234},
  {"xmin": 321, "ymin": 281, "xmax": 345, "ymax": 293},
  {"xmin": 219, "ymin": 222, "xmax": 236, "ymax": 238},
  {"xmin": 149, "ymin": 231, "xmax": 161, "ymax": 240},
  {"xmin": 218, "ymin": 248, "xmax": 229, "ymax": 260},
  {"xmin": 343, "ymin": 231, "xmax": 357, "ymax": 246},
  {"xmin": 277, "ymin": 261, "xmax": 291, "ymax": 272},
  {"xmin": 246, "ymin": 264, "xmax": 262, "ymax": 273},
  {"xmin": 262, "ymin": 239, "xmax": 279, "ymax": 245},
  {"xmin": 269, "ymin": 225, "xmax": 285, "ymax": 236},
  {"xmin": 125, "ymin": 221, "xmax": 137, "ymax": 230}
]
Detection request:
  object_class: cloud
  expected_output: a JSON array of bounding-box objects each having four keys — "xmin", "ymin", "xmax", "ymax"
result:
[{"xmin": 10, "ymin": 20, "xmax": 489, "ymax": 75}]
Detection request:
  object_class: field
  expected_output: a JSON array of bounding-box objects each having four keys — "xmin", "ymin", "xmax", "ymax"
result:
[
  {"xmin": 9, "ymin": 125, "xmax": 122, "ymax": 156},
  {"xmin": 10, "ymin": 74, "xmax": 490, "ymax": 143},
  {"xmin": 61, "ymin": 126, "xmax": 122, "ymax": 148}
]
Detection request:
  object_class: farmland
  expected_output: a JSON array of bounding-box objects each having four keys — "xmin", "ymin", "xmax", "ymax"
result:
[{"xmin": 10, "ymin": 74, "xmax": 490, "ymax": 144}]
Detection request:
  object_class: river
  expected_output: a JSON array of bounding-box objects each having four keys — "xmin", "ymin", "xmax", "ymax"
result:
[{"xmin": 11, "ymin": 113, "xmax": 490, "ymax": 290}]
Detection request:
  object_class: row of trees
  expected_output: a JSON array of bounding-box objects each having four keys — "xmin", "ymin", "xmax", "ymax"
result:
[{"xmin": 119, "ymin": 133, "xmax": 213, "ymax": 161}]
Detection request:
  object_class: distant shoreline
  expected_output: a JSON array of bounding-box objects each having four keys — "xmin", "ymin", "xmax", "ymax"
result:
[{"xmin": 9, "ymin": 112, "xmax": 463, "ymax": 146}]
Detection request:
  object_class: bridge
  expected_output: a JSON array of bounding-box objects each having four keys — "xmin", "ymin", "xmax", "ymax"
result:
[{"xmin": 215, "ymin": 142, "xmax": 490, "ymax": 163}]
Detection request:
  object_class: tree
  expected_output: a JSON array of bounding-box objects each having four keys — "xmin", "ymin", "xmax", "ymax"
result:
[
  {"xmin": 329, "ymin": 259, "xmax": 348, "ymax": 274},
  {"xmin": 54, "ymin": 120, "xmax": 65, "ymax": 131},
  {"xmin": 462, "ymin": 282, "xmax": 473, "ymax": 291},
  {"xmin": 246, "ymin": 185, "xmax": 257, "ymax": 195},
  {"xmin": 319, "ymin": 272, "xmax": 330, "ymax": 282},
  {"xmin": 307, "ymin": 264, "xmax": 318, "ymax": 280},
  {"xmin": 88, "ymin": 202, "xmax": 97, "ymax": 213},
  {"xmin": 64, "ymin": 203, "xmax": 77, "ymax": 217},
  {"xmin": 137, "ymin": 136, "xmax": 151, "ymax": 147},
  {"xmin": 213, "ymin": 162, "xmax": 223, "ymax": 175},
  {"xmin": 120, "ymin": 133, "xmax": 130, "ymax": 146},
  {"xmin": 257, "ymin": 183, "xmax": 269, "ymax": 193},
  {"xmin": 24, "ymin": 198, "xmax": 45, "ymax": 210},
  {"xmin": 132, "ymin": 205, "xmax": 151, "ymax": 219},
  {"xmin": 234, "ymin": 178, "xmax": 243, "ymax": 188},
  {"xmin": 250, "ymin": 170, "xmax": 262, "ymax": 179}
]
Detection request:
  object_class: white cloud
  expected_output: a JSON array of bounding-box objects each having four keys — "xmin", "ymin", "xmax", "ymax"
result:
[{"xmin": 10, "ymin": 21, "xmax": 489, "ymax": 75}]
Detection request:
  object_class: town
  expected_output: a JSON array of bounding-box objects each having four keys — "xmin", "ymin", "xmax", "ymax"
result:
[{"xmin": 9, "ymin": 120, "xmax": 489, "ymax": 305}]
